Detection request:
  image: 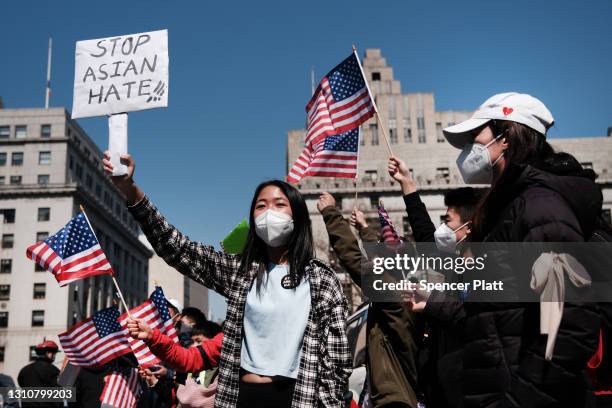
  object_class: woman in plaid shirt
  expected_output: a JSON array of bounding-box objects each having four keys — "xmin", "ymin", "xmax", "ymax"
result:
[{"xmin": 103, "ymin": 153, "xmax": 352, "ymax": 408}]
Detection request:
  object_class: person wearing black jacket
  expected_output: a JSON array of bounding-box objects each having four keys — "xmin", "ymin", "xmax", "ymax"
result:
[
  {"xmin": 388, "ymin": 155, "xmax": 482, "ymax": 407},
  {"xmin": 18, "ymin": 340, "xmax": 61, "ymax": 408},
  {"xmin": 441, "ymin": 92, "xmax": 602, "ymax": 407}
]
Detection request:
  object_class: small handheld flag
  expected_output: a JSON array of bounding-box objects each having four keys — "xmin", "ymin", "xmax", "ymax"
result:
[
  {"xmin": 378, "ymin": 200, "xmax": 401, "ymax": 244},
  {"xmin": 288, "ymin": 51, "xmax": 375, "ymax": 183},
  {"xmin": 58, "ymin": 306, "xmax": 131, "ymax": 367},
  {"xmin": 100, "ymin": 367, "xmax": 142, "ymax": 408},
  {"xmin": 118, "ymin": 286, "xmax": 178, "ymax": 368},
  {"xmin": 26, "ymin": 212, "xmax": 113, "ymax": 286}
]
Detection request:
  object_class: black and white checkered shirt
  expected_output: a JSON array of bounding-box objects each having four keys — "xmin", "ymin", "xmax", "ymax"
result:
[{"xmin": 129, "ymin": 196, "xmax": 352, "ymax": 407}]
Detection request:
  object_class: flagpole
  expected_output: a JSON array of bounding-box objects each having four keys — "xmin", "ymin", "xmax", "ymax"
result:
[
  {"xmin": 79, "ymin": 204, "xmax": 131, "ymax": 318},
  {"xmin": 353, "ymin": 126, "xmax": 361, "ymax": 209},
  {"xmin": 352, "ymin": 45, "xmax": 394, "ymax": 157}
]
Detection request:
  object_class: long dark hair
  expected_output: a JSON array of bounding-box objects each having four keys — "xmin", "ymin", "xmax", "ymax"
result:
[
  {"xmin": 471, "ymin": 120, "xmax": 555, "ymax": 240},
  {"xmin": 239, "ymin": 180, "xmax": 315, "ymax": 293}
]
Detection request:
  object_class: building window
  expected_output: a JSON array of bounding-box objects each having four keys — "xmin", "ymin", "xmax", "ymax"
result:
[
  {"xmin": 0, "ymin": 126, "xmax": 9, "ymax": 139},
  {"xmin": 29, "ymin": 346, "xmax": 37, "ymax": 361},
  {"xmin": 389, "ymin": 128, "xmax": 397, "ymax": 144},
  {"xmin": 0, "ymin": 259, "xmax": 11, "ymax": 274},
  {"xmin": 0, "ymin": 209, "xmax": 15, "ymax": 224},
  {"xmin": 33, "ymin": 283, "xmax": 46, "ymax": 299},
  {"xmin": 9, "ymin": 176, "xmax": 22, "ymax": 185},
  {"xmin": 36, "ymin": 232, "xmax": 49, "ymax": 242},
  {"xmin": 436, "ymin": 167, "xmax": 450, "ymax": 181},
  {"xmin": 69, "ymin": 155, "xmax": 74, "ymax": 170},
  {"xmin": 389, "ymin": 119, "xmax": 397, "ymax": 144},
  {"xmin": 0, "ymin": 346, "xmax": 4, "ymax": 362},
  {"xmin": 436, "ymin": 122, "xmax": 445, "ymax": 143},
  {"xmin": 38, "ymin": 208, "xmax": 50, "ymax": 222},
  {"xmin": 417, "ymin": 117, "xmax": 426, "ymax": 144},
  {"xmin": 365, "ymin": 170, "xmax": 378, "ymax": 182},
  {"xmin": 371, "ymin": 72, "xmax": 381, "ymax": 81},
  {"xmin": 31, "ymin": 310, "xmax": 44, "ymax": 327},
  {"xmin": 370, "ymin": 124, "xmax": 379, "ymax": 146},
  {"xmin": 388, "ymin": 97, "xmax": 396, "ymax": 119},
  {"xmin": 369, "ymin": 194, "xmax": 380, "ymax": 209},
  {"xmin": 95, "ymin": 183, "xmax": 102, "ymax": 197},
  {"xmin": 404, "ymin": 127, "xmax": 412, "ymax": 143},
  {"xmin": 39, "ymin": 151, "xmax": 51, "ymax": 165},
  {"xmin": 85, "ymin": 173, "xmax": 93, "ymax": 188},
  {"xmin": 38, "ymin": 175, "xmax": 50, "ymax": 185},
  {"xmin": 0, "ymin": 176, "xmax": 4, "ymax": 185},
  {"xmin": 0, "ymin": 312, "xmax": 8, "ymax": 328},
  {"xmin": 417, "ymin": 117, "xmax": 425, "ymax": 130},
  {"xmin": 41, "ymin": 124, "xmax": 51, "ymax": 138},
  {"xmin": 2, "ymin": 234, "xmax": 14, "ymax": 249},
  {"xmin": 0, "ymin": 153, "xmax": 6, "ymax": 166},
  {"xmin": 11, "ymin": 152, "xmax": 23, "ymax": 166},
  {"xmin": 35, "ymin": 263, "xmax": 45, "ymax": 272},
  {"xmin": 15, "ymin": 126, "xmax": 27, "ymax": 139},
  {"xmin": 75, "ymin": 163, "xmax": 83, "ymax": 180},
  {"xmin": 0, "ymin": 285, "xmax": 10, "ymax": 301},
  {"xmin": 603, "ymin": 209, "xmax": 611, "ymax": 225}
]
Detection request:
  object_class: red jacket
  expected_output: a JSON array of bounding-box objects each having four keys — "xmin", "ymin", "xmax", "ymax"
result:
[{"xmin": 146, "ymin": 329, "xmax": 223, "ymax": 373}]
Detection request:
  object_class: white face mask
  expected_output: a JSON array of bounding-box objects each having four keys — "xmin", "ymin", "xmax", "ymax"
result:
[
  {"xmin": 255, "ymin": 209, "xmax": 294, "ymax": 248},
  {"xmin": 434, "ymin": 221, "xmax": 470, "ymax": 253},
  {"xmin": 456, "ymin": 133, "xmax": 505, "ymax": 184}
]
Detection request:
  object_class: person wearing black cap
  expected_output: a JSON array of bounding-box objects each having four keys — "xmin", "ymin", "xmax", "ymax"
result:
[{"xmin": 18, "ymin": 340, "xmax": 62, "ymax": 407}]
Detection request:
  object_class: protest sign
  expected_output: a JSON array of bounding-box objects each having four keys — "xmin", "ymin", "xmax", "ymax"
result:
[
  {"xmin": 71, "ymin": 29, "xmax": 169, "ymax": 175},
  {"xmin": 72, "ymin": 29, "xmax": 169, "ymax": 119}
]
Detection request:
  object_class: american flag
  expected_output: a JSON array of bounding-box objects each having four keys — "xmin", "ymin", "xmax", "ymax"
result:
[
  {"xmin": 100, "ymin": 367, "xmax": 142, "ymax": 408},
  {"xmin": 378, "ymin": 200, "xmax": 401, "ymax": 244},
  {"xmin": 58, "ymin": 306, "xmax": 131, "ymax": 367},
  {"xmin": 118, "ymin": 286, "xmax": 178, "ymax": 368},
  {"xmin": 26, "ymin": 212, "xmax": 113, "ymax": 286},
  {"xmin": 289, "ymin": 128, "xmax": 360, "ymax": 180},
  {"xmin": 288, "ymin": 52, "xmax": 375, "ymax": 183}
]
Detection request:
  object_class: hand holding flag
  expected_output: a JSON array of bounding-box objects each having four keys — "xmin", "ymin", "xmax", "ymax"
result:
[{"xmin": 126, "ymin": 318, "xmax": 153, "ymax": 341}]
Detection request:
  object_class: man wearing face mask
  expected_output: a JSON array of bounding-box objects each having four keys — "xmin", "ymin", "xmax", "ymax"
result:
[{"xmin": 387, "ymin": 156, "xmax": 483, "ymax": 407}]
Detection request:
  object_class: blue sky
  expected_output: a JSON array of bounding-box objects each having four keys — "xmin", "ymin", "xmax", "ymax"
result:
[{"xmin": 2, "ymin": 0, "xmax": 611, "ymax": 319}]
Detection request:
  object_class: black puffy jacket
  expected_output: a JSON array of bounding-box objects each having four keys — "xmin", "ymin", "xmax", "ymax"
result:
[{"xmin": 461, "ymin": 155, "xmax": 603, "ymax": 408}]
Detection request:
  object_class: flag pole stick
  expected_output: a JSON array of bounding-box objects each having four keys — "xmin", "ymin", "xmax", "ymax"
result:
[
  {"xmin": 352, "ymin": 44, "xmax": 394, "ymax": 157},
  {"xmin": 353, "ymin": 126, "xmax": 361, "ymax": 209},
  {"xmin": 79, "ymin": 204, "xmax": 131, "ymax": 318}
]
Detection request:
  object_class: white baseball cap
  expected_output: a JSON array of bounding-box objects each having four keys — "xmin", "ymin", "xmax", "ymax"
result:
[
  {"xmin": 167, "ymin": 298, "xmax": 183, "ymax": 314},
  {"xmin": 443, "ymin": 92, "xmax": 555, "ymax": 149}
]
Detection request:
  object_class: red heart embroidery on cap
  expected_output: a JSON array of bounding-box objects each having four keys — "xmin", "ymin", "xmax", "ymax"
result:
[{"xmin": 502, "ymin": 107, "xmax": 513, "ymax": 116}]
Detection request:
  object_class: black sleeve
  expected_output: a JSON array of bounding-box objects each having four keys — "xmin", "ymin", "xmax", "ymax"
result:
[
  {"xmin": 403, "ymin": 192, "xmax": 436, "ymax": 243},
  {"xmin": 423, "ymin": 290, "xmax": 465, "ymax": 327}
]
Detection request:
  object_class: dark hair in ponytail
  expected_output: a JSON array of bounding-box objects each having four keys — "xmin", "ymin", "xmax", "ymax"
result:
[
  {"xmin": 471, "ymin": 120, "xmax": 555, "ymax": 240},
  {"xmin": 239, "ymin": 180, "xmax": 314, "ymax": 293}
]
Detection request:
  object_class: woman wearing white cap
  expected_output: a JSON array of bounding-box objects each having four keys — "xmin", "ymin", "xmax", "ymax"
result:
[{"xmin": 441, "ymin": 92, "xmax": 603, "ymax": 407}]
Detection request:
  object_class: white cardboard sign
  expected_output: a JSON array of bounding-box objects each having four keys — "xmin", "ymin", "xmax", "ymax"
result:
[{"xmin": 71, "ymin": 29, "xmax": 168, "ymax": 119}]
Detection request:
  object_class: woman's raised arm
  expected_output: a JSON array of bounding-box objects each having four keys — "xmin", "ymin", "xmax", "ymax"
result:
[{"xmin": 103, "ymin": 153, "xmax": 240, "ymax": 297}]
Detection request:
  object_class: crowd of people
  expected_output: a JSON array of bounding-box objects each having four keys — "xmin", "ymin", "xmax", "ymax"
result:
[
  {"xmin": 9, "ymin": 91, "xmax": 612, "ymax": 408},
  {"xmin": 15, "ymin": 302, "xmax": 221, "ymax": 408}
]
